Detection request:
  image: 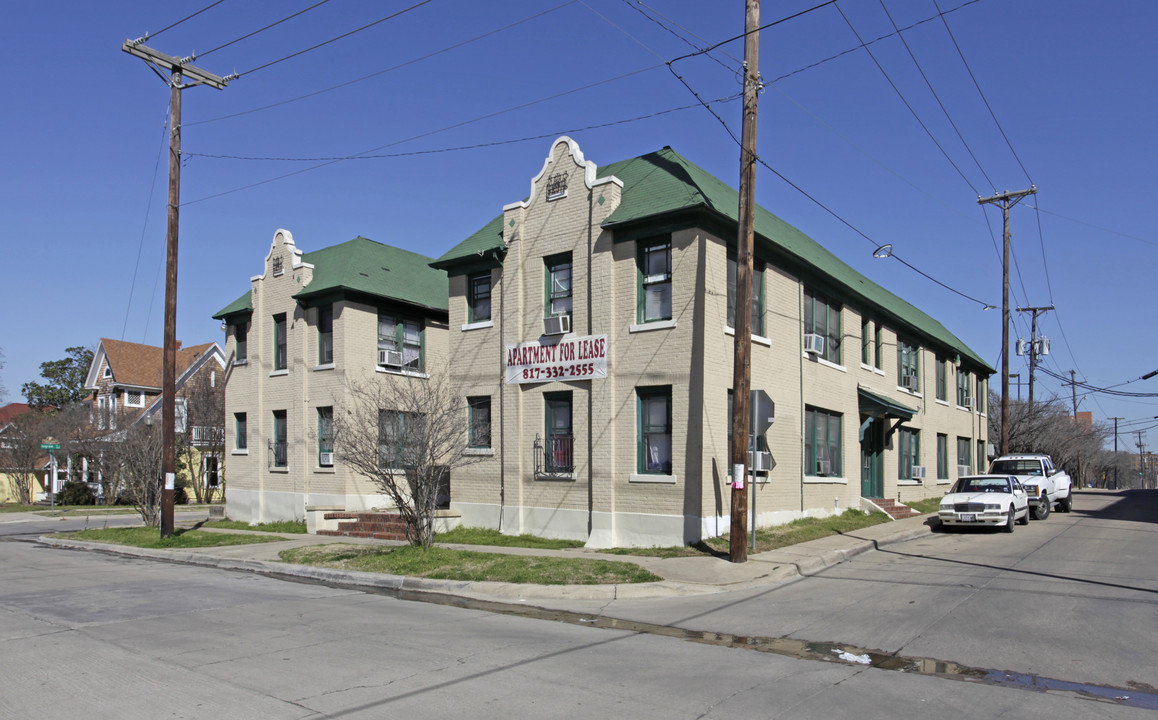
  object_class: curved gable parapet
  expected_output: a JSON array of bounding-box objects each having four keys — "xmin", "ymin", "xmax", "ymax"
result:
[
  {"xmin": 259, "ymin": 228, "xmax": 314, "ymax": 280},
  {"xmin": 504, "ymin": 136, "xmax": 622, "ymax": 212}
]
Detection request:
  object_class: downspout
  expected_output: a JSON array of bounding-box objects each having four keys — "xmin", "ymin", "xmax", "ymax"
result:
[
  {"xmin": 498, "ymin": 250, "xmax": 506, "ymax": 532},
  {"xmin": 586, "ymin": 188, "xmax": 594, "ymax": 538},
  {"xmin": 799, "ymin": 282, "xmax": 805, "ymax": 513}
]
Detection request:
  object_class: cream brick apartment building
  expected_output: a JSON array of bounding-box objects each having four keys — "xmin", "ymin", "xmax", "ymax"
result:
[
  {"xmin": 213, "ymin": 230, "xmax": 449, "ymax": 523},
  {"xmin": 432, "ymin": 137, "xmax": 992, "ymax": 548}
]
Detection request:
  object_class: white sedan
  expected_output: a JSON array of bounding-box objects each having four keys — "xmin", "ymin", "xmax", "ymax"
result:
[{"xmin": 938, "ymin": 475, "xmax": 1029, "ymax": 532}]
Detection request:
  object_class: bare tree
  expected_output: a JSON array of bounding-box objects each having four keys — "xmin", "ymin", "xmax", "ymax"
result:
[
  {"xmin": 988, "ymin": 391, "xmax": 1113, "ymax": 485},
  {"xmin": 331, "ymin": 368, "xmax": 481, "ymax": 548},
  {"xmin": 118, "ymin": 421, "xmax": 165, "ymax": 526},
  {"xmin": 179, "ymin": 372, "xmax": 226, "ymax": 504},
  {"xmin": 1, "ymin": 410, "xmax": 49, "ymax": 504}
]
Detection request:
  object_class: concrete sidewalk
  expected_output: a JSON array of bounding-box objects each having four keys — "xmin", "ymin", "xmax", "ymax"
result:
[{"xmin": 39, "ymin": 512, "xmax": 938, "ymax": 602}]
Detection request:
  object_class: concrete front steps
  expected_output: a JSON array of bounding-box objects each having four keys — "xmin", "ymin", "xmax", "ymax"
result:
[
  {"xmin": 862, "ymin": 497, "xmax": 923, "ymax": 520},
  {"xmin": 310, "ymin": 509, "xmax": 463, "ymax": 539}
]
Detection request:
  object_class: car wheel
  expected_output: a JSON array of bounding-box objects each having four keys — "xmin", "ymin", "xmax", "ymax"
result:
[
  {"xmin": 1017, "ymin": 508, "xmax": 1029, "ymax": 525},
  {"xmin": 1033, "ymin": 497, "xmax": 1051, "ymax": 520},
  {"xmin": 1002, "ymin": 507, "xmax": 1015, "ymax": 533},
  {"xmin": 1059, "ymin": 491, "xmax": 1073, "ymax": 513}
]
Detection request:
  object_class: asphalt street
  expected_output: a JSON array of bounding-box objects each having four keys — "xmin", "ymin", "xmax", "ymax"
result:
[{"xmin": 1, "ymin": 490, "xmax": 1154, "ymax": 719}]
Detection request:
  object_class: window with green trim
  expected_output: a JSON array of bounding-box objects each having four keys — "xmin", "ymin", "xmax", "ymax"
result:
[
  {"xmin": 272, "ymin": 410, "xmax": 287, "ymax": 468},
  {"xmin": 235, "ymin": 412, "xmax": 247, "ymax": 450},
  {"xmin": 468, "ymin": 396, "xmax": 491, "ymax": 448},
  {"xmin": 638, "ymin": 238, "xmax": 672, "ymax": 323},
  {"xmin": 805, "ymin": 406, "xmax": 842, "ymax": 477},
  {"xmin": 234, "ymin": 320, "xmax": 248, "ymax": 362},
  {"xmin": 317, "ymin": 407, "xmax": 333, "ymax": 465},
  {"xmin": 638, "ymin": 387, "xmax": 672, "ymax": 474},
  {"xmin": 469, "ymin": 273, "xmax": 492, "ymax": 323},
  {"xmin": 545, "ymin": 254, "xmax": 572, "ymax": 318},
  {"xmin": 936, "ymin": 357, "xmax": 947, "ymax": 401},
  {"xmin": 957, "ymin": 368, "xmax": 971, "ymax": 407},
  {"xmin": 861, "ymin": 318, "xmax": 871, "ymax": 366},
  {"xmin": 874, "ymin": 323, "xmax": 883, "ymax": 369},
  {"xmin": 976, "ymin": 376, "xmax": 986, "ymax": 413},
  {"xmin": 898, "ymin": 339, "xmax": 920, "ymax": 391},
  {"xmin": 936, "ymin": 433, "xmax": 948, "ymax": 480},
  {"xmin": 898, "ymin": 428, "xmax": 920, "ymax": 480},
  {"xmin": 803, "ymin": 289, "xmax": 841, "ymax": 364},
  {"xmin": 977, "ymin": 440, "xmax": 986, "ymax": 470},
  {"xmin": 727, "ymin": 252, "xmax": 764, "ymax": 335},
  {"xmin": 317, "ymin": 305, "xmax": 333, "ymax": 365},
  {"xmin": 957, "ymin": 436, "xmax": 972, "ymax": 474},
  {"xmin": 378, "ymin": 409, "xmax": 424, "ymax": 469},
  {"xmin": 378, "ymin": 313, "xmax": 423, "ymax": 372},
  {"xmin": 273, "ymin": 313, "xmax": 287, "ymax": 371}
]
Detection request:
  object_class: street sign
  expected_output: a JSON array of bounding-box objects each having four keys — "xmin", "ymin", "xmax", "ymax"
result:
[
  {"xmin": 751, "ymin": 390, "xmax": 774, "ymax": 437},
  {"xmin": 40, "ymin": 443, "xmax": 60, "ymax": 450}
]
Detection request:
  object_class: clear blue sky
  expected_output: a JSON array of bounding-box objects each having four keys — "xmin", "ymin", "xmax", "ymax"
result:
[{"xmin": 2, "ymin": 0, "xmax": 1155, "ymax": 451}]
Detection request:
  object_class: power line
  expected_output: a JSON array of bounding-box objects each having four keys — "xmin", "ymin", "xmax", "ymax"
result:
[
  {"xmin": 197, "ymin": 0, "xmax": 336, "ymax": 59},
  {"xmin": 932, "ymin": 0, "xmax": 1032, "ymax": 186},
  {"xmin": 768, "ymin": 0, "xmax": 981, "ymax": 85},
  {"xmin": 876, "ymin": 0, "xmax": 995, "ymax": 190},
  {"xmin": 123, "ymin": 101, "xmax": 171, "ymax": 343},
  {"xmin": 184, "ymin": 96, "xmax": 738, "ymax": 162},
  {"xmin": 183, "ymin": 63, "xmax": 666, "ymax": 205},
  {"xmin": 833, "ymin": 0, "xmax": 979, "ymax": 195},
  {"xmin": 146, "ymin": 0, "xmax": 230, "ymax": 41},
  {"xmin": 236, "ymin": 0, "xmax": 434, "ymax": 78}
]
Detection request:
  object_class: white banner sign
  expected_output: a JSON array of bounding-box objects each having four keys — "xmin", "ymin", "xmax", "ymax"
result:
[{"xmin": 505, "ymin": 334, "xmax": 608, "ymax": 384}]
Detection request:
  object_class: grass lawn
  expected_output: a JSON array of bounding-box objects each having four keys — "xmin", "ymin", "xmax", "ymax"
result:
[
  {"xmin": 202, "ymin": 519, "xmax": 308, "ymax": 534},
  {"xmin": 57, "ymin": 526, "xmax": 286, "ymax": 549},
  {"xmin": 601, "ymin": 509, "xmax": 894, "ymax": 558},
  {"xmin": 0, "ymin": 504, "xmax": 139, "ymax": 515},
  {"xmin": 905, "ymin": 497, "xmax": 943, "ymax": 515},
  {"xmin": 279, "ymin": 544, "xmax": 661, "ymax": 585},
  {"xmin": 434, "ymin": 526, "xmax": 585, "ymax": 550}
]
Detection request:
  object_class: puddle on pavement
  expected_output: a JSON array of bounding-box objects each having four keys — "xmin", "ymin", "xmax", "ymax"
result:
[{"xmin": 388, "ymin": 587, "xmax": 1158, "ymax": 711}]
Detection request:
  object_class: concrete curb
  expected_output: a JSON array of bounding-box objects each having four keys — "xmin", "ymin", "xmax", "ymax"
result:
[{"xmin": 37, "ymin": 517, "xmax": 936, "ymax": 602}]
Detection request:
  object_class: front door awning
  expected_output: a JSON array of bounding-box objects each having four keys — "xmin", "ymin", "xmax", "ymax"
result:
[{"xmin": 858, "ymin": 386, "xmax": 916, "ymax": 422}]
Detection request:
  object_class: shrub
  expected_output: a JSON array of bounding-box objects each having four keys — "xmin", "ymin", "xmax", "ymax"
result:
[{"xmin": 57, "ymin": 480, "xmax": 96, "ymax": 506}]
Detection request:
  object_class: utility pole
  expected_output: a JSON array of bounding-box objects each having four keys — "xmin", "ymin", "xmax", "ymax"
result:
[
  {"xmin": 1016, "ymin": 304, "xmax": 1053, "ymax": 408},
  {"xmin": 1136, "ymin": 432, "xmax": 1146, "ymax": 490},
  {"xmin": 1110, "ymin": 417, "xmax": 1122, "ymax": 489},
  {"xmin": 978, "ymin": 187, "xmax": 1035, "ymax": 456},
  {"xmin": 729, "ymin": 0, "xmax": 760, "ymax": 564},
  {"xmin": 123, "ymin": 39, "xmax": 230, "ymax": 537}
]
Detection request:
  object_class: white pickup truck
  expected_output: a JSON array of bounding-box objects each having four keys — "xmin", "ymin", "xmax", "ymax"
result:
[{"xmin": 988, "ymin": 453, "xmax": 1073, "ymax": 520}]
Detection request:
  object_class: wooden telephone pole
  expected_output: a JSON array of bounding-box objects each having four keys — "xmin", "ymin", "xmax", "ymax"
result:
[
  {"xmin": 977, "ymin": 187, "xmax": 1035, "ymax": 456},
  {"xmin": 122, "ymin": 39, "xmax": 230, "ymax": 537},
  {"xmin": 730, "ymin": 0, "xmax": 760, "ymax": 563}
]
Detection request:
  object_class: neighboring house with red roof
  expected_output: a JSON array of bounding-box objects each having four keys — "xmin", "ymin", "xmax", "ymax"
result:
[
  {"xmin": 83, "ymin": 338, "xmax": 227, "ymax": 495},
  {"xmin": 0, "ymin": 403, "xmax": 50, "ymax": 503}
]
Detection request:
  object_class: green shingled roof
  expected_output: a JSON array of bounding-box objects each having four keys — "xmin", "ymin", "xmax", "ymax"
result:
[
  {"xmin": 213, "ymin": 290, "xmax": 251, "ymax": 320},
  {"xmin": 433, "ymin": 146, "xmax": 991, "ymax": 372},
  {"xmin": 213, "ymin": 236, "xmax": 447, "ymax": 320}
]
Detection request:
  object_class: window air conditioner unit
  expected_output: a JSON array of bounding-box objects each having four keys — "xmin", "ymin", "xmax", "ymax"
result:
[
  {"xmin": 378, "ymin": 349, "xmax": 403, "ymax": 367},
  {"xmin": 803, "ymin": 333, "xmax": 825, "ymax": 356},
  {"xmin": 643, "ymin": 273, "xmax": 668, "ymax": 284},
  {"xmin": 912, "ymin": 465, "xmax": 927, "ymax": 479},
  {"xmin": 962, "ymin": 396, "xmax": 974, "ymax": 408},
  {"xmin": 957, "ymin": 465, "xmax": 972, "ymax": 477},
  {"xmin": 902, "ymin": 374, "xmax": 919, "ymax": 391},
  {"xmin": 816, "ymin": 459, "xmax": 832, "ymax": 476},
  {"xmin": 749, "ymin": 450, "xmax": 773, "ymax": 472},
  {"xmin": 543, "ymin": 314, "xmax": 571, "ymax": 335},
  {"xmin": 319, "ymin": 452, "xmax": 334, "ymax": 467}
]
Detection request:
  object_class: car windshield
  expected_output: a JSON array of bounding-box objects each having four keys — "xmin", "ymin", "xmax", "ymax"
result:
[
  {"xmin": 954, "ymin": 477, "xmax": 1012, "ymax": 494},
  {"xmin": 990, "ymin": 459, "xmax": 1042, "ymax": 475}
]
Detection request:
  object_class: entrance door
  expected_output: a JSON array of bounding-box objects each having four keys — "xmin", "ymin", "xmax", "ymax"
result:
[{"xmin": 860, "ymin": 417, "xmax": 883, "ymax": 498}]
